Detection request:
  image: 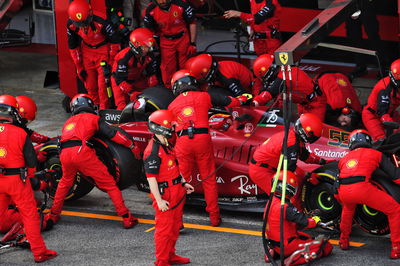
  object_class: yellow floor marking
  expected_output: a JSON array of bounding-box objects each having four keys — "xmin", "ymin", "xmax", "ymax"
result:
[
  {"xmin": 59, "ymin": 210, "xmax": 364, "ymax": 247},
  {"xmin": 145, "ymin": 226, "xmax": 156, "ymax": 232}
]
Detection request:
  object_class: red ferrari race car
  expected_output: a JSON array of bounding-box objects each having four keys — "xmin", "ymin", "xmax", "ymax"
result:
[{"xmin": 36, "ymin": 86, "xmax": 400, "ymax": 236}]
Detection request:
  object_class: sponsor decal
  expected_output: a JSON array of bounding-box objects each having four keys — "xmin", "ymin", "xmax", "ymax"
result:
[
  {"xmin": 0, "ymin": 147, "xmax": 6, "ymax": 158},
  {"xmin": 278, "ymin": 52, "xmax": 288, "ymax": 65},
  {"xmin": 132, "ymin": 136, "xmax": 146, "ymax": 142},
  {"xmin": 337, "ymin": 78, "xmax": 348, "ymax": 86},
  {"xmin": 244, "ymin": 123, "xmax": 254, "ymax": 134},
  {"xmin": 266, "ymin": 109, "xmax": 279, "ymax": 123},
  {"xmin": 346, "ymin": 159, "xmax": 358, "ymax": 168},
  {"xmin": 231, "ymin": 175, "xmax": 258, "ymax": 195},
  {"xmin": 216, "ymin": 176, "xmax": 225, "ymax": 183},
  {"xmin": 312, "ymin": 148, "xmax": 348, "ymax": 159},
  {"xmin": 0, "ymin": 126, "xmax": 4, "ymax": 132},
  {"xmin": 65, "ymin": 122, "xmax": 76, "ymax": 131},
  {"xmin": 168, "ymin": 160, "xmax": 173, "ymax": 166},
  {"xmin": 182, "ymin": 107, "xmax": 194, "ymax": 117},
  {"xmin": 328, "ymin": 129, "xmax": 349, "ymax": 148},
  {"xmin": 76, "ymin": 13, "xmax": 82, "ymax": 20}
]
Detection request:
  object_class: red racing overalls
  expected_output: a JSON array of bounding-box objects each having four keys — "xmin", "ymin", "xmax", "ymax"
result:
[
  {"xmin": 144, "ymin": 138, "xmax": 186, "ymax": 265},
  {"xmin": 317, "ymin": 72, "xmax": 362, "ymax": 112},
  {"xmin": 267, "ymin": 196, "xmax": 333, "ymax": 265},
  {"xmin": 168, "ymin": 91, "xmax": 242, "ymax": 225},
  {"xmin": 240, "ymin": 0, "xmax": 282, "ymax": 55},
  {"xmin": 249, "ymin": 130, "xmax": 323, "ymax": 207},
  {"xmin": 253, "ymin": 67, "xmax": 327, "ymax": 121},
  {"xmin": 67, "ymin": 12, "xmax": 121, "ymax": 109},
  {"xmin": 337, "ymin": 147, "xmax": 400, "ymax": 246},
  {"xmin": 144, "ymin": 0, "xmax": 196, "ymax": 88},
  {"xmin": 50, "ymin": 112, "xmax": 136, "ymax": 218},
  {"xmin": 209, "ymin": 60, "xmax": 261, "ymax": 97},
  {"xmin": 111, "ymin": 47, "xmax": 160, "ymax": 109},
  {"xmin": 0, "ymin": 123, "xmax": 50, "ymax": 257},
  {"xmin": 362, "ymin": 77, "xmax": 400, "ymax": 141}
]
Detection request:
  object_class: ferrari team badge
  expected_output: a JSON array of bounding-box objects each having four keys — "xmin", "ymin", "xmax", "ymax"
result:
[{"xmin": 279, "ymin": 52, "xmax": 289, "ymax": 65}]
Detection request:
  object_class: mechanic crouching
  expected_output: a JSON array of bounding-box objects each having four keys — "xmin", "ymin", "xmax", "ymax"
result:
[
  {"xmin": 144, "ymin": 110, "xmax": 194, "ymax": 266},
  {"xmin": 336, "ymin": 129, "xmax": 400, "ymax": 259},
  {"xmin": 266, "ymin": 171, "xmax": 333, "ymax": 265},
  {"xmin": 168, "ymin": 70, "xmax": 247, "ymax": 226},
  {"xmin": 249, "ymin": 113, "xmax": 331, "ymax": 207},
  {"xmin": 0, "ymin": 100, "xmax": 57, "ymax": 262},
  {"xmin": 44, "ymin": 94, "xmax": 140, "ymax": 230}
]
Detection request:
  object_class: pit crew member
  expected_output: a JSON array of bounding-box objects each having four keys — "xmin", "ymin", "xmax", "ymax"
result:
[
  {"xmin": 44, "ymin": 94, "xmax": 140, "ymax": 230},
  {"xmin": 168, "ymin": 70, "xmax": 246, "ymax": 226},
  {"xmin": 144, "ymin": 109, "xmax": 194, "ymax": 266},
  {"xmin": 337, "ymin": 129, "xmax": 400, "ymax": 259},
  {"xmin": 144, "ymin": 0, "xmax": 197, "ymax": 88}
]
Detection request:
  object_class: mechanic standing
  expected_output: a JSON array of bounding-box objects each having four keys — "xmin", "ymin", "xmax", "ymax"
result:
[
  {"xmin": 143, "ymin": 0, "xmax": 197, "ymax": 88},
  {"xmin": 168, "ymin": 70, "xmax": 247, "ymax": 226},
  {"xmin": 223, "ymin": 0, "xmax": 282, "ymax": 55},
  {"xmin": 336, "ymin": 129, "xmax": 400, "ymax": 259},
  {"xmin": 187, "ymin": 53, "xmax": 261, "ymax": 97},
  {"xmin": 144, "ymin": 109, "xmax": 194, "ymax": 266},
  {"xmin": 252, "ymin": 54, "xmax": 327, "ymax": 121},
  {"xmin": 44, "ymin": 94, "xmax": 140, "ymax": 229},
  {"xmin": 249, "ymin": 113, "xmax": 329, "ymax": 206},
  {"xmin": 67, "ymin": 0, "xmax": 121, "ymax": 109},
  {"xmin": 111, "ymin": 28, "xmax": 161, "ymax": 110},
  {"xmin": 362, "ymin": 59, "xmax": 400, "ymax": 141},
  {"xmin": 266, "ymin": 171, "xmax": 333, "ymax": 265},
  {"xmin": 0, "ymin": 98, "xmax": 57, "ymax": 262}
]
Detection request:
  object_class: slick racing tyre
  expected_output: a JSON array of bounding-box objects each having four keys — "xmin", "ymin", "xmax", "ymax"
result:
[
  {"xmin": 91, "ymin": 135, "xmax": 143, "ymax": 190},
  {"xmin": 45, "ymin": 155, "xmax": 95, "ymax": 201},
  {"xmin": 119, "ymin": 86, "xmax": 174, "ymax": 123}
]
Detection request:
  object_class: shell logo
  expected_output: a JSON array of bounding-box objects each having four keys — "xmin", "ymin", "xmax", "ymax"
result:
[
  {"xmin": 65, "ymin": 123, "xmax": 76, "ymax": 131},
  {"xmin": 261, "ymin": 66, "xmax": 266, "ymax": 72},
  {"xmin": 182, "ymin": 107, "xmax": 193, "ymax": 116},
  {"xmin": 163, "ymin": 120, "xmax": 169, "ymax": 125},
  {"xmin": 76, "ymin": 13, "xmax": 83, "ymax": 20},
  {"xmin": 168, "ymin": 160, "xmax": 173, "ymax": 166},
  {"xmin": 346, "ymin": 159, "xmax": 358, "ymax": 168},
  {"xmin": 19, "ymin": 107, "xmax": 25, "ymax": 113},
  {"xmin": 0, "ymin": 147, "xmax": 7, "ymax": 158},
  {"xmin": 289, "ymin": 178, "xmax": 296, "ymax": 184},
  {"xmin": 202, "ymin": 68, "xmax": 208, "ymax": 73},
  {"xmin": 131, "ymin": 37, "xmax": 136, "ymax": 43},
  {"xmin": 0, "ymin": 126, "xmax": 4, "ymax": 132},
  {"xmin": 305, "ymin": 126, "xmax": 311, "ymax": 132},
  {"xmin": 337, "ymin": 78, "xmax": 347, "ymax": 87}
]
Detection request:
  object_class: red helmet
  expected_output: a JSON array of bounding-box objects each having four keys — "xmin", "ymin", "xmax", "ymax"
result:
[
  {"xmin": 188, "ymin": 54, "xmax": 217, "ymax": 82},
  {"xmin": 70, "ymin": 93, "xmax": 96, "ymax": 115},
  {"xmin": 183, "ymin": 56, "xmax": 196, "ymax": 70},
  {"xmin": 171, "ymin": 69, "xmax": 198, "ymax": 96},
  {"xmin": 294, "ymin": 113, "xmax": 323, "ymax": 144},
  {"xmin": 68, "ymin": 0, "xmax": 93, "ymax": 27},
  {"xmin": 0, "ymin": 95, "xmax": 21, "ymax": 123},
  {"xmin": 253, "ymin": 54, "xmax": 278, "ymax": 86},
  {"xmin": 129, "ymin": 28, "xmax": 156, "ymax": 56},
  {"xmin": 348, "ymin": 129, "xmax": 372, "ymax": 150},
  {"xmin": 148, "ymin": 109, "xmax": 175, "ymax": 138},
  {"xmin": 274, "ymin": 171, "xmax": 298, "ymax": 198},
  {"xmin": 390, "ymin": 58, "xmax": 400, "ymax": 88},
  {"xmin": 16, "ymin": 96, "xmax": 37, "ymax": 122}
]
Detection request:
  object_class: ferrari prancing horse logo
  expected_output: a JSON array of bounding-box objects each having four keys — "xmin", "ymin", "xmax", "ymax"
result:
[{"xmin": 279, "ymin": 52, "xmax": 289, "ymax": 65}]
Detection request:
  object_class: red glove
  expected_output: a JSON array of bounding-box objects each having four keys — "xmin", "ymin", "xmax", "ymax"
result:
[
  {"xmin": 252, "ymin": 91, "xmax": 272, "ymax": 106},
  {"xmin": 37, "ymin": 180, "xmax": 48, "ymax": 191},
  {"xmin": 187, "ymin": 44, "xmax": 197, "ymax": 56},
  {"xmin": 381, "ymin": 114, "xmax": 394, "ymax": 123},
  {"xmin": 37, "ymin": 150, "xmax": 47, "ymax": 163},
  {"xmin": 30, "ymin": 131, "xmax": 50, "ymax": 144},
  {"xmin": 129, "ymin": 91, "xmax": 142, "ymax": 102},
  {"xmin": 308, "ymin": 173, "xmax": 320, "ymax": 185},
  {"xmin": 236, "ymin": 95, "xmax": 249, "ymax": 105},
  {"xmin": 130, "ymin": 144, "xmax": 141, "ymax": 160}
]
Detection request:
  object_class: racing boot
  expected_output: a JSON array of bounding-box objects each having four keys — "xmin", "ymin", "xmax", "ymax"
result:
[
  {"xmin": 264, "ymin": 248, "xmax": 275, "ymax": 263},
  {"xmin": 209, "ymin": 212, "xmax": 221, "ymax": 227},
  {"xmin": 34, "ymin": 249, "xmax": 57, "ymax": 263},
  {"xmin": 43, "ymin": 213, "xmax": 60, "ymax": 231},
  {"xmin": 169, "ymin": 254, "xmax": 190, "ymax": 265},
  {"xmin": 154, "ymin": 260, "xmax": 171, "ymax": 266},
  {"xmin": 1, "ymin": 222, "xmax": 24, "ymax": 242},
  {"xmin": 16, "ymin": 235, "xmax": 30, "ymax": 248},
  {"xmin": 122, "ymin": 212, "xmax": 139, "ymax": 229},
  {"xmin": 339, "ymin": 237, "xmax": 349, "ymax": 250},
  {"xmin": 390, "ymin": 242, "xmax": 400, "ymax": 259}
]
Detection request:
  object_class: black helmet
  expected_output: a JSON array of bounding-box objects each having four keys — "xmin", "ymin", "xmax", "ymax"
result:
[
  {"xmin": 348, "ymin": 129, "xmax": 372, "ymax": 150},
  {"xmin": 273, "ymin": 171, "xmax": 298, "ymax": 198},
  {"xmin": 70, "ymin": 94, "xmax": 97, "ymax": 115},
  {"xmin": 0, "ymin": 104, "xmax": 22, "ymax": 124},
  {"xmin": 171, "ymin": 70, "xmax": 199, "ymax": 96},
  {"xmin": 148, "ymin": 109, "xmax": 175, "ymax": 138}
]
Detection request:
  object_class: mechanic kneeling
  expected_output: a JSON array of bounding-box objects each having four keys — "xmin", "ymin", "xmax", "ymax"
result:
[
  {"xmin": 266, "ymin": 171, "xmax": 333, "ymax": 265},
  {"xmin": 336, "ymin": 129, "xmax": 400, "ymax": 259},
  {"xmin": 0, "ymin": 100, "xmax": 57, "ymax": 262},
  {"xmin": 44, "ymin": 94, "xmax": 140, "ymax": 230},
  {"xmin": 144, "ymin": 109, "xmax": 194, "ymax": 266}
]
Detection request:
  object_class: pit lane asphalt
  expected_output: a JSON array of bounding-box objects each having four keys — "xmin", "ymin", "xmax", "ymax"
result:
[{"xmin": 0, "ymin": 52, "xmax": 396, "ymax": 266}]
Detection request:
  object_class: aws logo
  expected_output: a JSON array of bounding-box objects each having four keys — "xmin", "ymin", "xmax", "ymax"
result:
[
  {"xmin": 346, "ymin": 159, "xmax": 358, "ymax": 169},
  {"xmin": 0, "ymin": 147, "xmax": 7, "ymax": 158},
  {"xmin": 65, "ymin": 123, "xmax": 76, "ymax": 131}
]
